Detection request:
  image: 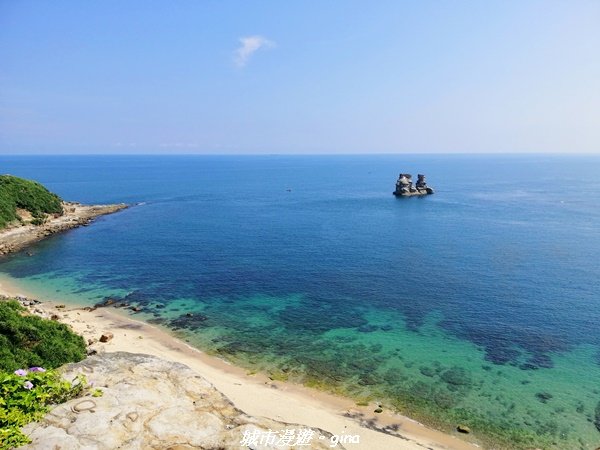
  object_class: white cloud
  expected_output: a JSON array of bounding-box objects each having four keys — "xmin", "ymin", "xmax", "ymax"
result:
[{"xmin": 234, "ymin": 35, "xmax": 275, "ymax": 68}]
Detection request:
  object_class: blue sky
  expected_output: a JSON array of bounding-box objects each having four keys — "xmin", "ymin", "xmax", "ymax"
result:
[{"xmin": 1, "ymin": 1, "xmax": 599, "ymax": 154}]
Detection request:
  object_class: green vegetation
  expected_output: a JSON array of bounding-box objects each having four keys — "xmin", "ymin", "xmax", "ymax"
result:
[
  {"xmin": 0, "ymin": 299, "xmax": 89, "ymax": 449},
  {"xmin": 0, "ymin": 300, "xmax": 86, "ymax": 373},
  {"xmin": 0, "ymin": 175, "xmax": 63, "ymax": 229},
  {"xmin": 0, "ymin": 369, "xmax": 86, "ymax": 450}
]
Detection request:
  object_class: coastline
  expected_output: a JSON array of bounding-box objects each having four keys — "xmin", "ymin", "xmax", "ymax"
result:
[
  {"xmin": 0, "ymin": 274, "xmax": 479, "ymax": 450},
  {"xmin": 0, "ymin": 202, "xmax": 128, "ymax": 256}
]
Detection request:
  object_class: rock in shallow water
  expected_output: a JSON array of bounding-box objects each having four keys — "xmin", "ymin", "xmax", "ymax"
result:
[
  {"xmin": 456, "ymin": 425, "xmax": 471, "ymax": 434},
  {"xmin": 18, "ymin": 352, "xmax": 338, "ymax": 449}
]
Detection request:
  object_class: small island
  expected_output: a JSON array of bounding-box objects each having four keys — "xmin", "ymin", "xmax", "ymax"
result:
[{"xmin": 393, "ymin": 173, "xmax": 434, "ymax": 197}]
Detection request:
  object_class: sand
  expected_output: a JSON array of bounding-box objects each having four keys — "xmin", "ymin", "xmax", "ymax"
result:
[{"xmin": 0, "ymin": 276, "xmax": 480, "ymax": 450}]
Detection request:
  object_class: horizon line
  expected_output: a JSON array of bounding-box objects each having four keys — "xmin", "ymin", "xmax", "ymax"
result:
[{"xmin": 1, "ymin": 151, "xmax": 599, "ymax": 157}]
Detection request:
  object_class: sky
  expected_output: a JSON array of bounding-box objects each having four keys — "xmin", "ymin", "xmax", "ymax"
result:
[{"xmin": 0, "ymin": 1, "xmax": 599, "ymax": 154}]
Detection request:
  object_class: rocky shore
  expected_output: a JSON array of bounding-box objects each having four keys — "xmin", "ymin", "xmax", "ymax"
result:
[{"xmin": 0, "ymin": 202, "xmax": 128, "ymax": 256}]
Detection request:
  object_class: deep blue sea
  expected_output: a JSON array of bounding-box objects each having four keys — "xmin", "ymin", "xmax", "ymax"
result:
[{"xmin": 1, "ymin": 155, "xmax": 599, "ymax": 448}]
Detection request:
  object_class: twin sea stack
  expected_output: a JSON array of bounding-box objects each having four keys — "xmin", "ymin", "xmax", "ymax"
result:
[{"xmin": 393, "ymin": 173, "xmax": 434, "ymax": 197}]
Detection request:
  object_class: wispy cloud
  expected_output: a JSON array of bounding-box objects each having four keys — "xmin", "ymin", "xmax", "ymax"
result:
[{"xmin": 234, "ymin": 35, "xmax": 275, "ymax": 68}]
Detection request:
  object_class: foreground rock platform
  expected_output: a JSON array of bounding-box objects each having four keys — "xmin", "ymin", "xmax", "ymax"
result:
[{"xmin": 18, "ymin": 352, "xmax": 339, "ymax": 450}]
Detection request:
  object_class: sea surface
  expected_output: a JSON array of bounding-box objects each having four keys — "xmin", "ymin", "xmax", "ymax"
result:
[{"xmin": 1, "ymin": 154, "xmax": 599, "ymax": 448}]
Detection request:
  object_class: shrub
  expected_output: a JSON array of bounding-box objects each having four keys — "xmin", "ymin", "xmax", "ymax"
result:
[
  {"xmin": 0, "ymin": 368, "xmax": 86, "ymax": 450},
  {"xmin": 0, "ymin": 300, "xmax": 86, "ymax": 373},
  {"xmin": 0, "ymin": 300, "xmax": 90, "ymax": 448},
  {"xmin": 30, "ymin": 217, "xmax": 46, "ymax": 226}
]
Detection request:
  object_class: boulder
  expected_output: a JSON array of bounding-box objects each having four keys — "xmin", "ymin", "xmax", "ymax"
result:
[{"xmin": 99, "ymin": 332, "xmax": 114, "ymax": 343}]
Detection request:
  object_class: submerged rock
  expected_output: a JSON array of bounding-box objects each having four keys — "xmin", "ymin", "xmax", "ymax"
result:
[
  {"xmin": 419, "ymin": 366, "xmax": 435, "ymax": 377},
  {"xmin": 535, "ymin": 391, "xmax": 553, "ymax": 403},
  {"xmin": 94, "ymin": 298, "xmax": 116, "ymax": 308},
  {"xmin": 169, "ymin": 312, "xmax": 209, "ymax": 331},
  {"xmin": 440, "ymin": 367, "xmax": 471, "ymax": 388},
  {"xmin": 18, "ymin": 352, "xmax": 337, "ymax": 450}
]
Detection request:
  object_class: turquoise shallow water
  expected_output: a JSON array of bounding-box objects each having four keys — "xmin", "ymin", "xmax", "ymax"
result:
[{"xmin": 1, "ymin": 154, "xmax": 599, "ymax": 448}]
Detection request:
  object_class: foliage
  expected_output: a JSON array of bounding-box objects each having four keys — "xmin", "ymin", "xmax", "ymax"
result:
[
  {"xmin": 0, "ymin": 300, "xmax": 86, "ymax": 373},
  {"xmin": 0, "ymin": 300, "xmax": 90, "ymax": 448},
  {"xmin": 91, "ymin": 388, "xmax": 104, "ymax": 397},
  {"xmin": 0, "ymin": 175, "xmax": 63, "ymax": 229},
  {"xmin": 0, "ymin": 368, "xmax": 86, "ymax": 450}
]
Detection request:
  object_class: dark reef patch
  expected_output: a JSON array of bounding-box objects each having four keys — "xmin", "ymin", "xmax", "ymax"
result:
[
  {"xmin": 419, "ymin": 366, "xmax": 435, "ymax": 377},
  {"xmin": 535, "ymin": 392, "xmax": 553, "ymax": 403},
  {"xmin": 169, "ymin": 312, "xmax": 208, "ymax": 331},
  {"xmin": 440, "ymin": 367, "xmax": 472, "ymax": 389},
  {"xmin": 278, "ymin": 302, "xmax": 367, "ymax": 332}
]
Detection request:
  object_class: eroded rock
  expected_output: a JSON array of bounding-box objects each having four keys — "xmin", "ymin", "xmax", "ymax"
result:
[
  {"xmin": 18, "ymin": 352, "xmax": 338, "ymax": 450},
  {"xmin": 393, "ymin": 173, "xmax": 434, "ymax": 197}
]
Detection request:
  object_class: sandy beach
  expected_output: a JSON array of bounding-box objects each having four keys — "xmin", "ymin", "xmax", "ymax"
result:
[{"xmin": 0, "ymin": 275, "xmax": 479, "ymax": 450}]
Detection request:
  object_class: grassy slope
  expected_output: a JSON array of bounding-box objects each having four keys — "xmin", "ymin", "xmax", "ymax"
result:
[
  {"xmin": 0, "ymin": 175, "xmax": 63, "ymax": 229},
  {"xmin": 0, "ymin": 300, "xmax": 86, "ymax": 372}
]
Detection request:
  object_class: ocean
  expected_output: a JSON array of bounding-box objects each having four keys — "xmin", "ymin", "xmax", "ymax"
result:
[{"xmin": 1, "ymin": 154, "xmax": 599, "ymax": 448}]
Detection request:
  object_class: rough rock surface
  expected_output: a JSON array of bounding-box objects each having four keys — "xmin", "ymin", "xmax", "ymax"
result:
[
  {"xmin": 393, "ymin": 173, "xmax": 434, "ymax": 197},
  {"xmin": 19, "ymin": 352, "xmax": 339, "ymax": 450},
  {"xmin": 0, "ymin": 202, "xmax": 127, "ymax": 256}
]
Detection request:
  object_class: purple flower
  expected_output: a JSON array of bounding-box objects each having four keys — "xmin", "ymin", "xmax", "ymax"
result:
[
  {"xmin": 23, "ymin": 381, "xmax": 34, "ymax": 390},
  {"xmin": 28, "ymin": 367, "xmax": 46, "ymax": 373},
  {"xmin": 14, "ymin": 369, "xmax": 27, "ymax": 376}
]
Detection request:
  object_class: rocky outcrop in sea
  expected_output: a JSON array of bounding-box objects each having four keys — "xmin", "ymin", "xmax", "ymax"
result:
[{"xmin": 393, "ymin": 174, "xmax": 434, "ymax": 197}]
